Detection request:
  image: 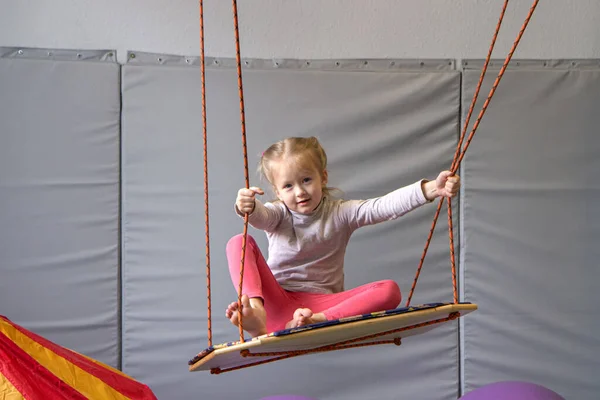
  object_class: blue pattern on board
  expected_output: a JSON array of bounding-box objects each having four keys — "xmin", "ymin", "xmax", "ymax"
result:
[{"xmin": 270, "ymin": 302, "xmax": 446, "ymax": 336}]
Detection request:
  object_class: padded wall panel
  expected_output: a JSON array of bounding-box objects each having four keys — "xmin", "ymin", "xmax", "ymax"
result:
[
  {"xmin": 0, "ymin": 48, "xmax": 121, "ymax": 367},
  {"xmin": 461, "ymin": 59, "xmax": 600, "ymax": 399},
  {"xmin": 121, "ymin": 53, "xmax": 462, "ymax": 400}
]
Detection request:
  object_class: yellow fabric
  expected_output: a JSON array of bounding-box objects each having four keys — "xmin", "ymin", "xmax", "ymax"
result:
[
  {"xmin": 0, "ymin": 319, "xmax": 129, "ymax": 400},
  {"xmin": 0, "ymin": 372, "xmax": 25, "ymax": 400}
]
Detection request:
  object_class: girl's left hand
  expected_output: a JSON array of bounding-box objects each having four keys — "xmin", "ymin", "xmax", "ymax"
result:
[{"xmin": 435, "ymin": 170, "xmax": 460, "ymax": 198}]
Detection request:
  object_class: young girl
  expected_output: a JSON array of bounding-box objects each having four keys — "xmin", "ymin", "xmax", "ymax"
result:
[{"xmin": 225, "ymin": 136, "xmax": 460, "ymax": 338}]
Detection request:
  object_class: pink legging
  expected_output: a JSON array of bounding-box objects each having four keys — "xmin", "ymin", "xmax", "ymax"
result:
[{"xmin": 226, "ymin": 234, "xmax": 401, "ymax": 333}]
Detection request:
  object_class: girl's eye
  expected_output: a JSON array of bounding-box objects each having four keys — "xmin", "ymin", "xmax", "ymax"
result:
[{"xmin": 304, "ymin": 178, "xmax": 312, "ymax": 183}]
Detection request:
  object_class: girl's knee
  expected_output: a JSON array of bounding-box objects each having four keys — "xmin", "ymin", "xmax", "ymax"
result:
[
  {"xmin": 226, "ymin": 234, "xmax": 243, "ymax": 251},
  {"xmin": 226, "ymin": 233, "xmax": 256, "ymax": 251},
  {"xmin": 378, "ymin": 280, "xmax": 401, "ymax": 308}
]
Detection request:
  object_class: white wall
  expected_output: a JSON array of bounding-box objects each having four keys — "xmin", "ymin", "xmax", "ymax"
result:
[{"xmin": 2, "ymin": 0, "xmax": 599, "ymax": 63}]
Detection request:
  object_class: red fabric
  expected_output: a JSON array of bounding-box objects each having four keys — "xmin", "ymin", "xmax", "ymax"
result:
[
  {"xmin": 0, "ymin": 329, "xmax": 87, "ymax": 400},
  {"xmin": 0, "ymin": 316, "xmax": 157, "ymax": 400}
]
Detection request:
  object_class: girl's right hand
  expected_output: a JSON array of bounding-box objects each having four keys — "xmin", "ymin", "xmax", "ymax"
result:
[{"xmin": 236, "ymin": 186, "xmax": 265, "ymax": 214}]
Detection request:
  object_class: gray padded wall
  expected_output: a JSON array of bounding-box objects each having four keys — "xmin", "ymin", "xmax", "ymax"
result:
[
  {"xmin": 121, "ymin": 53, "xmax": 462, "ymax": 399},
  {"xmin": 0, "ymin": 48, "xmax": 121, "ymax": 367},
  {"xmin": 461, "ymin": 60, "xmax": 600, "ymax": 399}
]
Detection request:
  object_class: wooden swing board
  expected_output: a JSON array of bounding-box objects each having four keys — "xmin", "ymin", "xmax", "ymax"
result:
[{"xmin": 188, "ymin": 302, "xmax": 477, "ymax": 373}]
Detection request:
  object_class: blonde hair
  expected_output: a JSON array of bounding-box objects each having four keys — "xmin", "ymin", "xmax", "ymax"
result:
[{"xmin": 258, "ymin": 136, "xmax": 337, "ymax": 197}]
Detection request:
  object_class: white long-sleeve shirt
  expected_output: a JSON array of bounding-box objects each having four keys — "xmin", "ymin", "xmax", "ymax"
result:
[{"xmin": 238, "ymin": 180, "xmax": 429, "ymax": 294}]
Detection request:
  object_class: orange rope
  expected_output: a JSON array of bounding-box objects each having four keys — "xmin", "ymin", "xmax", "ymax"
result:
[
  {"xmin": 406, "ymin": 0, "xmax": 510, "ymax": 307},
  {"xmin": 447, "ymin": 200, "xmax": 458, "ymax": 303},
  {"xmin": 447, "ymin": 0, "xmax": 511, "ymax": 305},
  {"xmin": 198, "ymin": 0, "xmax": 212, "ymax": 348},
  {"xmin": 230, "ymin": 0, "xmax": 251, "ymax": 344},
  {"xmin": 406, "ymin": 0, "xmax": 539, "ymax": 307},
  {"xmin": 452, "ymin": 0, "xmax": 540, "ymax": 173},
  {"xmin": 450, "ymin": 0, "xmax": 512, "ymax": 176}
]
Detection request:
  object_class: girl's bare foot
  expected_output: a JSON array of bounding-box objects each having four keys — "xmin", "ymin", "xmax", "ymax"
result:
[
  {"xmin": 225, "ymin": 294, "xmax": 268, "ymax": 338},
  {"xmin": 285, "ymin": 308, "xmax": 327, "ymax": 329}
]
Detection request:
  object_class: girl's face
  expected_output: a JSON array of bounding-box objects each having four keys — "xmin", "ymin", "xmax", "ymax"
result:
[{"xmin": 270, "ymin": 155, "xmax": 327, "ymax": 214}]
